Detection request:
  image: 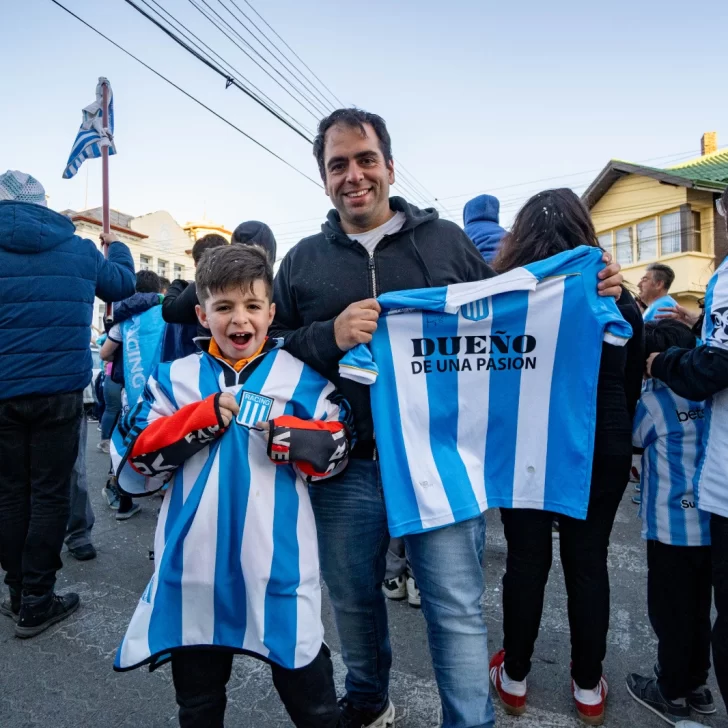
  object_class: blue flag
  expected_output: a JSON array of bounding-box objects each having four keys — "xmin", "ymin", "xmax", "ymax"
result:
[{"xmin": 62, "ymin": 77, "xmax": 116, "ymax": 179}]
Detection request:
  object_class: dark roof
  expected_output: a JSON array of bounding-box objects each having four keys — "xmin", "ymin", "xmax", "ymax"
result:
[{"xmin": 582, "ymin": 150, "xmax": 728, "ymax": 209}]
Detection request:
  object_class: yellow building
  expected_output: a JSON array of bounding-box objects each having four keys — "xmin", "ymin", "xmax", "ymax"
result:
[{"xmin": 583, "ymin": 133, "xmax": 728, "ymax": 311}]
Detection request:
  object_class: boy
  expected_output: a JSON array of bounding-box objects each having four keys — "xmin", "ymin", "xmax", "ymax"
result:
[
  {"xmin": 110, "ymin": 245, "xmax": 353, "ymax": 728},
  {"xmin": 626, "ymin": 320, "xmax": 714, "ymax": 724}
]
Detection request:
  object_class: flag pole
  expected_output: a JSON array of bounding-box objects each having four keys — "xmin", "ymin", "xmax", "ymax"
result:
[{"xmin": 101, "ymin": 80, "xmax": 113, "ymax": 323}]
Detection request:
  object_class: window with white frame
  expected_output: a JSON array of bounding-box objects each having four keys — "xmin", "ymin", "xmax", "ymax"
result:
[
  {"xmin": 157, "ymin": 259, "xmax": 169, "ymax": 278},
  {"xmin": 615, "ymin": 227, "xmax": 634, "ymax": 265},
  {"xmin": 597, "ymin": 232, "xmax": 613, "ymax": 253},
  {"xmin": 140, "ymin": 254, "xmax": 152, "ymax": 271},
  {"xmin": 660, "ymin": 212, "xmax": 681, "ymax": 256},
  {"xmin": 173, "ymin": 263, "xmax": 185, "ymax": 280},
  {"xmin": 637, "ymin": 218, "xmax": 657, "ymax": 261}
]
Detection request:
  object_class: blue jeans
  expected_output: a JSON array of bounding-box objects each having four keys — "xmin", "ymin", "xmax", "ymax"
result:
[
  {"xmin": 65, "ymin": 416, "xmax": 95, "ymax": 549},
  {"xmin": 310, "ymin": 459, "xmax": 494, "ymax": 728},
  {"xmin": 100, "ymin": 375, "xmax": 122, "ymax": 440}
]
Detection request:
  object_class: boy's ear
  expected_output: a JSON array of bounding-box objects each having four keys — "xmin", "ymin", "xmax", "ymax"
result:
[
  {"xmin": 196, "ymin": 303, "xmax": 211, "ymax": 329},
  {"xmin": 268, "ymin": 301, "xmax": 276, "ymax": 325}
]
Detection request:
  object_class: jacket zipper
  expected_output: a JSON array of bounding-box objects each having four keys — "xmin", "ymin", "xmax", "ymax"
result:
[{"xmin": 368, "ymin": 252, "xmax": 378, "ymax": 297}]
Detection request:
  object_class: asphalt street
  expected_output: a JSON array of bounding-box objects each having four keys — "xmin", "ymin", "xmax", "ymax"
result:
[{"xmin": 1, "ymin": 425, "xmax": 726, "ymax": 728}]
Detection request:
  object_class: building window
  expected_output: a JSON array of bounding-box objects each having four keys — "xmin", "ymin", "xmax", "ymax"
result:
[
  {"xmin": 597, "ymin": 232, "xmax": 613, "ymax": 255},
  {"xmin": 692, "ymin": 211, "xmax": 702, "ymax": 252},
  {"xmin": 157, "ymin": 259, "xmax": 169, "ymax": 278},
  {"xmin": 637, "ymin": 218, "xmax": 657, "ymax": 261},
  {"xmin": 660, "ymin": 212, "xmax": 681, "ymax": 255},
  {"xmin": 173, "ymin": 263, "xmax": 185, "ymax": 280},
  {"xmin": 615, "ymin": 226, "xmax": 634, "ymax": 265},
  {"xmin": 140, "ymin": 254, "xmax": 152, "ymax": 271}
]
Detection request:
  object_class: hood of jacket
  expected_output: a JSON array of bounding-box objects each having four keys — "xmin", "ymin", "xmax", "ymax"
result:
[
  {"xmin": 321, "ymin": 196, "xmax": 438, "ymax": 243},
  {"xmin": 0, "ymin": 200, "xmax": 77, "ymax": 254},
  {"xmin": 232, "ymin": 220, "xmax": 277, "ymax": 263},
  {"xmin": 462, "ymin": 195, "xmax": 507, "ymax": 262}
]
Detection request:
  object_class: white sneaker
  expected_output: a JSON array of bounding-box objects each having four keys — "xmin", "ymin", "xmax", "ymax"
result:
[
  {"xmin": 406, "ymin": 574, "xmax": 421, "ymax": 608},
  {"xmin": 96, "ymin": 440, "xmax": 110, "ymax": 454},
  {"xmin": 382, "ymin": 575, "xmax": 406, "ymax": 600}
]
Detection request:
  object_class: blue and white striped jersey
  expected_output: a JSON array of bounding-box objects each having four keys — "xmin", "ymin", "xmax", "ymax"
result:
[
  {"xmin": 340, "ymin": 246, "xmax": 632, "ymax": 537},
  {"xmin": 633, "ymin": 379, "xmax": 710, "ymax": 546},
  {"xmin": 695, "ymin": 255, "xmax": 728, "ymax": 518},
  {"xmin": 111, "ymin": 346, "xmax": 349, "ymax": 672}
]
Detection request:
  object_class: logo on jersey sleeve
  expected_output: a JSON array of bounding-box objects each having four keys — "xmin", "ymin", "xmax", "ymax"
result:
[
  {"xmin": 708, "ymin": 307, "xmax": 728, "ymax": 346},
  {"xmin": 236, "ymin": 392, "xmax": 274, "ymax": 429},
  {"xmin": 461, "ymin": 298, "xmax": 490, "ymax": 322}
]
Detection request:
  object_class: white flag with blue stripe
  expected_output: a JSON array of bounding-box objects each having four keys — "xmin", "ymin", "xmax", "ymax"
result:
[{"xmin": 62, "ymin": 77, "xmax": 116, "ymax": 179}]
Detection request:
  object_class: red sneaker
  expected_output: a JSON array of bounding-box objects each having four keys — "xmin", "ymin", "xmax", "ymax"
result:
[
  {"xmin": 572, "ymin": 676, "xmax": 608, "ymax": 725},
  {"xmin": 489, "ymin": 649, "xmax": 527, "ymax": 716}
]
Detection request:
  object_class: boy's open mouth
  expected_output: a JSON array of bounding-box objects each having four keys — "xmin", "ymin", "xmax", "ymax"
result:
[{"xmin": 229, "ymin": 332, "xmax": 253, "ymax": 348}]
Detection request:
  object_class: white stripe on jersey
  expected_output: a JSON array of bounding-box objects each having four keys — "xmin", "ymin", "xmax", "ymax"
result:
[
  {"xmin": 388, "ymin": 312, "xmax": 455, "ymax": 530},
  {"xmin": 512, "ymin": 277, "xmax": 564, "ymax": 508}
]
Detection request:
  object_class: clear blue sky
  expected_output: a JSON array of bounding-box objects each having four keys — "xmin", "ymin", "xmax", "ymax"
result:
[{"xmin": 2, "ymin": 0, "xmax": 727, "ymax": 257}]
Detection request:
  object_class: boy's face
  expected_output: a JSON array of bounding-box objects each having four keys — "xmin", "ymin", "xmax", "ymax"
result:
[{"xmin": 196, "ymin": 280, "xmax": 275, "ymax": 362}]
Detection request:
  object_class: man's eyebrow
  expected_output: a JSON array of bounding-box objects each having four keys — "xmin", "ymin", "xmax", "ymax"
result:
[{"xmin": 327, "ymin": 150, "xmax": 379, "ymax": 168}]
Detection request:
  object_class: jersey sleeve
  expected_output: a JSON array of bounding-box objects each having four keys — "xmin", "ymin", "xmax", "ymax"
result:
[
  {"xmin": 108, "ymin": 323, "xmax": 122, "ymax": 343},
  {"xmin": 704, "ymin": 267, "xmax": 728, "ymax": 352},
  {"xmin": 632, "ymin": 396, "xmax": 656, "ymax": 449},
  {"xmin": 339, "ymin": 344, "xmax": 379, "ymax": 385}
]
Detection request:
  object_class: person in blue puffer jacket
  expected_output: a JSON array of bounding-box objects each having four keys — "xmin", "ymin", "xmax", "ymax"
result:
[
  {"xmin": 0, "ymin": 170, "xmax": 135, "ymax": 638},
  {"xmin": 463, "ymin": 194, "xmax": 508, "ymax": 264}
]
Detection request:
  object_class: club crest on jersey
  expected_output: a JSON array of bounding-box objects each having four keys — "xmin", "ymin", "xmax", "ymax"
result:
[
  {"xmin": 236, "ymin": 392, "xmax": 274, "ymax": 429},
  {"xmin": 709, "ymin": 307, "xmax": 728, "ymax": 345},
  {"xmin": 461, "ymin": 298, "xmax": 490, "ymax": 322}
]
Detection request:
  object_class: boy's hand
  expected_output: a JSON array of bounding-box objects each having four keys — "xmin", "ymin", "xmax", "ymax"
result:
[
  {"xmin": 597, "ymin": 252, "xmax": 623, "ymax": 298},
  {"xmin": 218, "ymin": 393, "xmax": 240, "ymax": 427}
]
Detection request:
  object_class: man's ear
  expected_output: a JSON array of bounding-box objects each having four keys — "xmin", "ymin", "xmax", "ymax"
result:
[
  {"xmin": 196, "ymin": 303, "xmax": 211, "ymax": 329},
  {"xmin": 387, "ymin": 159, "xmax": 395, "ymax": 186}
]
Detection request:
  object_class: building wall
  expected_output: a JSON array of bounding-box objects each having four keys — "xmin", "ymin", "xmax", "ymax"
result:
[{"xmin": 130, "ymin": 211, "xmax": 193, "ymax": 281}]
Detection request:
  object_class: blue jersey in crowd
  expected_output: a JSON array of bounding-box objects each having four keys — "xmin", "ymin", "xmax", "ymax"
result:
[
  {"xmin": 633, "ymin": 379, "xmax": 710, "ymax": 546},
  {"xmin": 643, "ymin": 294, "xmax": 677, "ymax": 322},
  {"xmin": 340, "ymin": 246, "xmax": 632, "ymax": 536}
]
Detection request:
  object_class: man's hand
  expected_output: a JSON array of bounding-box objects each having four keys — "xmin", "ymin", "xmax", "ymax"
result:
[
  {"xmin": 597, "ymin": 251, "xmax": 623, "ymax": 298},
  {"xmin": 218, "ymin": 393, "xmax": 240, "ymax": 428},
  {"xmin": 99, "ymin": 232, "xmax": 119, "ymax": 247},
  {"xmin": 646, "ymin": 353, "xmax": 659, "ymax": 377},
  {"xmin": 334, "ymin": 299, "xmax": 381, "ymax": 351},
  {"xmin": 655, "ymin": 304, "xmax": 700, "ymax": 328}
]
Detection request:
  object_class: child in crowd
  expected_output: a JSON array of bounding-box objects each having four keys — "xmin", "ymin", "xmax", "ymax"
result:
[
  {"xmin": 626, "ymin": 320, "xmax": 715, "ymax": 724},
  {"xmin": 111, "ymin": 245, "xmax": 353, "ymax": 728}
]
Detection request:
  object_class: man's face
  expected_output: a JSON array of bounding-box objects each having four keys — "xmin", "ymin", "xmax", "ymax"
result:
[
  {"xmin": 638, "ymin": 271, "xmax": 663, "ymax": 302},
  {"xmin": 196, "ymin": 280, "xmax": 274, "ymax": 362},
  {"xmin": 323, "ymin": 122, "xmax": 395, "ymax": 234}
]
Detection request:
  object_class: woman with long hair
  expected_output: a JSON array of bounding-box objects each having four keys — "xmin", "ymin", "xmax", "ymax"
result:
[{"xmin": 488, "ymin": 188, "xmax": 644, "ymax": 726}]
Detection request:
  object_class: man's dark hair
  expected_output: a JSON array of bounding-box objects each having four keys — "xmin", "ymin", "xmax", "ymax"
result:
[
  {"xmin": 646, "ymin": 263, "xmax": 676, "ymax": 292},
  {"xmin": 135, "ymin": 270, "xmax": 161, "ymax": 294},
  {"xmin": 196, "ymin": 244, "xmax": 273, "ymax": 305},
  {"xmin": 645, "ymin": 319, "xmax": 696, "ymax": 358},
  {"xmin": 493, "ymin": 188, "xmax": 599, "ymax": 272},
  {"xmin": 312, "ymin": 108, "xmax": 393, "ymax": 181},
  {"xmin": 158, "ymin": 276, "xmax": 171, "ymax": 292},
  {"xmin": 191, "ymin": 233, "xmax": 228, "ymax": 265}
]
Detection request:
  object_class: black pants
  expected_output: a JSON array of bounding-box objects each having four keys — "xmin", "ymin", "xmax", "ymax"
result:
[
  {"xmin": 647, "ymin": 540, "xmax": 712, "ymax": 700},
  {"xmin": 171, "ymin": 646, "xmax": 340, "ymax": 728},
  {"xmin": 0, "ymin": 391, "xmax": 83, "ymax": 595},
  {"xmin": 711, "ymin": 513, "xmax": 728, "ymax": 707},
  {"xmin": 500, "ymin": 445, "xmax": 630, "ymax": 689}
]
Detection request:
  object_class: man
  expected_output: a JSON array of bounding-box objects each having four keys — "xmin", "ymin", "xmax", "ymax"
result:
[
  {"xmin": 639, "ymin": 263, "xmax": 678, "ymax": 321},
  {"xmin": 271, "ymin": 109, "xmax": 624, "ymax": 728},
  {"xmin": 0, "ymin": 170, "xmax": 135, "ymax": 638},
  {"xmin": 647, "ymin": 188, "xmax": 728, "ymax": 709},
  {"xmin": 463, "ymin": 194, "xmax": 507, "ymax": 263}
]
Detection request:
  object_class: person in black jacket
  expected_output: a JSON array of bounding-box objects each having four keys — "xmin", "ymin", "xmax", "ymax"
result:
[
  {"xmin": 270, "ymin": 108, "xmax": 625, "ymax": 728},
  {"xmin": 487, "ymin": 189, "xmax": 643, "ymax": 726}
]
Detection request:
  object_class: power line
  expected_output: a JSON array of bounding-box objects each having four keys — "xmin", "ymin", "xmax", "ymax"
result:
[{"xmin": 48, "ymin": 0, "xmax": 323, "ymax": 187}]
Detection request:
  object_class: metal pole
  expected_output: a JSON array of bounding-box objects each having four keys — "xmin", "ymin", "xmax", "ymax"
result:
[{"xmin": 101, "ymin": 80, "xmax": 113, "ymax": 322}]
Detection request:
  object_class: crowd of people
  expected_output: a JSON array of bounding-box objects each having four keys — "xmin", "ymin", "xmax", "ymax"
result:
[{"xmin": 0, "ymin": 107, "xmax": 727, "ymax": 728}]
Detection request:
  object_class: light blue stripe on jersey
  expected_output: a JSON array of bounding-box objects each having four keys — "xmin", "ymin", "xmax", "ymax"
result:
[
  {"xmin": 422, "ymin": 313, "xmax": 479, "ymax": 518},
  {"xmin": 373, "ymin": 315, "xmax": 423, "ymax": 532},
  {"xmin": 544, "ymin": 278, "xmax": 592, "ymax": 513},
  {"xmin": 643, "ymin": 425, "xmax": 660, "ymax": 540},
  {"xmin": 692, "ymin": 406, "xmax": 710, "ymax": 544},
  {"xmin": 484, "ymin": 290, "xmax": 528, "ymax": 506}
]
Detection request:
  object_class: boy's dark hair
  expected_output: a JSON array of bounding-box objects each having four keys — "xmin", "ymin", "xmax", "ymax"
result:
[
  {"xmin": 645, "ymin": 319, "xmax": 696, "ymax": 358},
  {"xmin": 135, "ymin": 270, "xmax": 161, "ymax": 293},
  {"xmin": 191, "ymin": 233, "xmax": 228, "ymax": 265},
  {"xmin": 196, "ymin": 244, "xmax": 273, "ymax": 305},
  {"xmin": 646, "ymin": 263, "xmax": 676, "ymax": 291},
  {"xmin": 158, "ymin": 276, "xmax": 171, "ymax": 291},
  {"xmin": 313, "ymin": 108, "xmax": 393, "ymax": 182}
]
